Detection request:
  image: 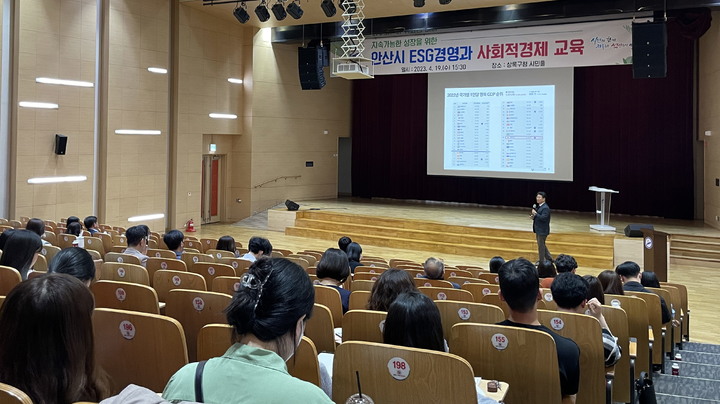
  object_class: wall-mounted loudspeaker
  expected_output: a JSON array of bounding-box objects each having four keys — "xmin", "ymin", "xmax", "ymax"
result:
[
  {"xmin": 298, "ymin": 47, "xmax": 326, "ymax": 90},
  {"xmin": 632, "ymin": 21, "xmax": 667, "ymax": 79},
  {"xmin": 54, "ymin": 134, "xmax": 67, "ymax": 155}
]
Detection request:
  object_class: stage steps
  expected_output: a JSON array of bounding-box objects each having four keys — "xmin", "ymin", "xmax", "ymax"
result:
[
  {"xmin": 671, "ymin": 234, "xmax": 720, "ymax": 269},
  {"xmin": 285, "ymin": 211, "xmax": 615, "ymax": 268},
  {"xmin": 654, "ymin": 342, "xmax": 720, "ymax": 403}
]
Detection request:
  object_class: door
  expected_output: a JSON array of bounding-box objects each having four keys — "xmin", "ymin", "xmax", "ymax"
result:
[{"xmin": 201, "ymin": 155, "xmax": 222, "ymax": 224}]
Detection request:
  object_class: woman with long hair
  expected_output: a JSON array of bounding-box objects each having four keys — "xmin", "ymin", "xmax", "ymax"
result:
[
  {"xmin": 367, "ymin": 269, "xmax": 419, "ymax": 311},
  {"xmin": 0, "ymin": 229, "xmax": 42, "ymax": 280},
  {"xmin": 598, "ymin": 269, "xmax": 624, "ymax": 296},
  {"xmin": 383, "ymin": 291, "xmax": 445, "ymax": 352}
]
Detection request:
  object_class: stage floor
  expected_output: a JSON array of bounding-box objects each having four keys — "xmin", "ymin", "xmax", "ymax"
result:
[{"xmin": 194, "ymin": 197, "xmax": 719, "ymax": 344}]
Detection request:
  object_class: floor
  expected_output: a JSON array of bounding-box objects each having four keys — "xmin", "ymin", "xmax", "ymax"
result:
[{"xmin": 195, "ymin": 197, "xmax": 720, "ymax": 344}]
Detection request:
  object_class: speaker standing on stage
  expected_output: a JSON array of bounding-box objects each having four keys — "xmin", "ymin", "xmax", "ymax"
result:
[{"xmin": 532, "ymin": 191, "xmax": 553, "ymax": 262}]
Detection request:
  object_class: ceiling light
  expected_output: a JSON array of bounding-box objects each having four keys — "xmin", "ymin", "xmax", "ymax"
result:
[
  {"xmin": 28, "ymin": 176, "xmax": 87, "ymax": 184},
  {"xmin": 147, "ymin": 67, "xmax": 168, "ymax": 74},
  {"xmin": 271, "ymin": 3, "xmax": 287, "ymax": 20},
  {"xmin": 233, "ymin": 3, "xmax": 250, "ymax": 23},
  {"xmin": 321, "ymin": 0, "xmax": 336, "ymax": 17},
  {"xmin": 287, "ymin": 1, "xmax": 303, "ymax": 19},
  {"xmin": 413, "ymin": 0, "xmax": 425, "ymax": 7},
  {"xmin": 114, "ymin": 129, "xmax": 162, "ymax": 135},
  {"xmin": 255, "ymin": 1, "xmax": 270, "ymax": 22},
  {"xmin": 36, "ymin": 77, "xmax": 94, "ymax": 87},
  {"xmin": 228, "ymin": 78, "xmax": 243, "ymax": 84},
  {"xmin": 128, "ymin": 213, "xmax": 165, "ymax": 222},
  {"xmin": 19, "ymin": 101, "xmax": 59, "ymax": 109},
  {"xmin": 209, "ymin": 113, "xmax": 238, "ymax": 119}
]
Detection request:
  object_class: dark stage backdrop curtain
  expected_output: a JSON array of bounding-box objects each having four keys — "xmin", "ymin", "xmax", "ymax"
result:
[{"xmin": 351, "ymin": 21, "xmax": 695, "ymax": 219}]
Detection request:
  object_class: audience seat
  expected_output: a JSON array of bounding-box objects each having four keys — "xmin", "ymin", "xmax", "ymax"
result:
[
  {"xmin": 286, "ymin": 336, "xmax": 322, "ymax": 388},
  {"xmin": 448, "ymin": 276, "xmax": 488, "ymax": 286},
  {"xmin": 479, "ymin": 293, "xmax": 511, "ymax": 318},
  {"xmin": 100, "ymin": 262, "xmax": 149, "ymax": 285},
  {"xmin": 418, "ymin": 286, "xmax": 474, "ymax": 303},
  {"xmin": 451, "ymin": 323, "xmax": 561, "ymax": 404},
  {"xmin": 0, "ymin": 382, "xmax": 32, "ymax": 403},
  {"xmin": 288, "ymin": 254, "xmax": 317, "ymax": 266},
  {"xmin": 190, "ymin": 262, "xmax": 235, "ymax": 289},
  {"xmin": 111, "ymin": 235, "xmax": 127, "ymax": 246},
  {"xmin": 314, "ymin": 285, "xmax": 344, "ymax": 327},
  {"xmin": 206, "ymin": 249, "xmax": 235, "ymax": 260},
  {"xmin": 40, "ymin": 245, "xmax": 61, "ymax": 264},
  {"xmin": 625, "ymin": 291, "xmax": 666, "ymax": 371},
  {"xmin": 273, "ymin": 248, "xmax": 293, "ymax": 257},
  {"xmin": 32, "ymin": 254, "xmax": 48, "ymax": 271},
  {"xmin": 661, "ymin": 281, "xmax": 689, "ymax": 341},
  {"xmin": 342, "ymin": 310, "xmax": 387, "ymax": 343},
  {"xmin": 395, "ymin": 263, "xmax": 424, "ymax": 270},
  {"xmin": 147, "ymin": 249, "xmax": 175, "ymax": 259},
  {"xmin": 83, "ymin": 236, "xmax": 105, "ymax": 256},
  {"xmin": 211, "ymin": 276, "xmax": 241, "ymax": 295},
  {"xmin": 606, "ymin": 294, "xmax": 652, "ymax": 377},
  {"xmin": 414, "ymin": 278, "xmax": 454, "ymax": 288},
  {"xmin": 91, "ymin": 280, "xmax": 161, "ymax": 314},
  {"xmin": 43, "ymin": 231, "xmax": 57, "ymax": 246},
  {"xmin": 197, "ymin": 324, "xmax": 233, "ymax": 361},
  {"xmin": 333, "ymin": 341, "xmax": 478, "ymax": 404},
  {"xmin": 461, "ymin": 283, "xmax": 500, "ymax": 303},
  {"xmin": 145, "ymin": 257, "xmax": 187, "ymax": 287},
  {"xmin": 105, "ymin": 252, "xmax": 142, "ymax": 266},
  {"xmin": 218, "ymin": 257, "xmax": 252, "ymax": 275},
  {"xmin": 57, "ymin": 234, "xmax": 77, "ymax": 249},
  {"xmin": 93, "ymin": 308, "xmax": 188, "ymax": 394},
  {"xmin": 658, "ymin": 284, "xmax": 683, "ymax": 347},
  {"xmin": 286, "ymin": 257, "xmax": 310, "ymax": 269},
  {"xmin": 540, "ymin": 287, "xmax": 559, "ymax": 311},
  {"xmin": 181, "ymin": 252, "xmax": 214, "ymax": 271},
  {"xmin": 602, "ymin": 305, "xmax": 634, "ymax": 403},
  {"xmin": 348, "ymin": 290, "xmax": 371, "ymax": 310},
  {"xmin": 354, "ymin": 266, "xmax": 386, "ymax": 274},
  {"xmin": 353, "ymin": 272, "xmax": 381, "ymax": 281},
  {"xmin": 0, "ymin": 266, "xmax": 22, "ymax": 295},
  {"xmin": 647, "ymin": 286, "xmax": 677, "ymax": 354},
  {"xmin": 85, "ymin": 249, "xmax": 102, "ymax": 260},
  {"xmin": 199, "ymin": 238, "xmax": 218, "ymax": 253},
  {"xmin": 350, "ymin": 280, "xmax": 375, "ymax": 292},
  {"xmin": 445, "ymin": 268, "xmax": 474, "ymax": 278},
  {"xmin": 153, "ymin": 270, "xmax": 207, "ymax": 303},
  {"xmin": 478, "ymin": 273, "xmax": 500, "ymax": 284},
  {"xmin": 435, "ymin": 300, "xmax": 504, "ymax": 344},
  {"xmin": 305, "ymin": 303, "xmax": 335, "ymax": 353},
  {"xmin": 97, "ymin": 233, "xmax": 113, "ymax": 254}
]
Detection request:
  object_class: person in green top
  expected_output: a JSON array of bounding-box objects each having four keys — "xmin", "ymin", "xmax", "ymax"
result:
[{"xmin": 162, "ymin": 257, "xmax": 333, "ymax": 404}]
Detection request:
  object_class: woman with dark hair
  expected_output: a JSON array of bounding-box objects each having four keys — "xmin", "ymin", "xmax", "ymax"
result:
[
  {"xmin": 384, "ymin": 292, "xmax": 445, "ymax": 352},
  {"xmin": 538, "ymin": 260, "xmax": 557, "ymax": 288},
  {"xmin": 367, "ymin": 269, "xmax": 419, "ymax": 311},
  {"xmin": 0, "ymin": 229, "xmax": 42, "ymax": 280},
  {"xmin": 0, "ymin": 229, "xmax": 15, "ymax": 250},
  {"xmin": 163, "ymin": 258, "xmax": 332, "ymax": 403},
  {"xmin": 49, "ymin": 247, "xmax": 96, "ymax": 286},
  {"xmin": 65, "ymin": 222, "xmax": 82, "ymax": 237},
  {"xmin": 640, "ymin": 271, "xmax": 661, "ymax": 289},
  {"xmin": 598, "ymin": 270, "xmax": 624, "ymax": 296},
  {"xmin": 0, "ymin": 273, "xmax": 109, "ymax": 403},
  {"xmin": 25, "ymin": 218, "xmax": 51, "ymax": 245},
  {"xmin": 216, "ymin": 235, "xmax": 240, "ymax": 258},
  {"xmin": 345, "ymin": 242, "xmax": 364, "ymax": 273},
  {"xmin": 583, "ymin": 275, "xmax": 605, "ymax": 305},
  {"xmin": 316, "ymin": 248, "xmax": 351, "ymax": 312}
]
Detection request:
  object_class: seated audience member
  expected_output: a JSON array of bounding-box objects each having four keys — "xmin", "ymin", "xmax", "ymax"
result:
[
  {"xmin": 538, "ymin": 260, "xmax": 557, "ymax": 288},
  {"xmin": 489, "ymin": 256, "xmax": 505, "ymax": 274},
  {"xmin": 383, "ymin": 291, "xmax": 445, "ymax": 351},
  {"xmin": 615, "ymin": 261, "xmax": 671, "ymax": 323},
  {"xmin": 123, "ymin": 225, "xmax": 149, "ymax": 267},
  {"xmin": 316, "ymin": 248, "xmax": 351, "ymax": 313},
  {"xmin": 598, "ymin": 270, "xmax": 624, "ymax": 295},
  {"xmin": 338, "ymin": 236, "xmax": 352, "ymax": 253},
  {"xmin": 421, "ymin": 257, "xmax": 460, "ymax": 289},
  {"xmin": 346, "ymin": 242, "xmax": 364, "ymax": 273},
  {"xmin": 216, "ymin": 235, "xmax": 240, "ymax": 257},
  {"xmin": 640, "ymin": 271, "xmax": 661, "ymax": 289},
  {"xmin": 66, "ymin": 222, "xmax": 83, "ymax": 237},
  {"xmin": 554, "ymin": 254, "xmax": 578, "ymax": 274},
  {"xmin": 0, "ymin": 229, "xmax": 15, "ymax": 251},
  {"xmin": 49, "ymin": 247, "xmax": 96, "ymax": 286},
  {"xmin": 241, "ymin": 236, "xmax": 273, "ymax": 262},
  {"xmin": 162, "ymin": 258, "xmax": 332, "ymax": 404},
  {"xmin": 0, "ymin": 229, "xmax": 42, "ymax": 280},
  {"xmin": 163, "ymin": 230, "xmax": 185, "ymax": 259},
  {"xmin": 583, "ymin": 275, "xmax": 605, "ymax": 305},
  {"xmin": 25, "ymin": 218, "xmax": 51, "ymax": 245},
  {"xmin": 367, "ymin": 269, "xmax": 419, "ymax": 311},
  {"xmin": 497, "ymin": 258, "xmax": 580, "ymax": 401},
  {"xmin": 0, "ymin": 274, "xmax": 110, "ymax": 403},
  {"xmin": 84, "ymin": 216, "xmax": 101, "ymax": 235},
  {"xmin": 552, "ymin": 273, "xmax": 621, "ymax": 367},
  {"xmin": 66, "ymin": 216, "xmax": 81, "ymax": 227}
]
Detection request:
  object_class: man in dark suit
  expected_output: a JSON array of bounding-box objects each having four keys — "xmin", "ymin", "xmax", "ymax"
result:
[{"xmin": 531, "ymin": 191, "xmax": 552, "ymax": 262}]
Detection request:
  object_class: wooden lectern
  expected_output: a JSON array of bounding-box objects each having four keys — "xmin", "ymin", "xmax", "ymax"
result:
[{"xmin": 641, "ymin": 229, "xmax": 670, "ymax": 281}]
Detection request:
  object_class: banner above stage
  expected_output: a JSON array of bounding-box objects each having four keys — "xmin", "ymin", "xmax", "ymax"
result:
[{"xmin": 367, "ymin": 20, "xmax": 633, "ymax": 75}]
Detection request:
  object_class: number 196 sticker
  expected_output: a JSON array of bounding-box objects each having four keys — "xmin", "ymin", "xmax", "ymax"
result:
[
  {"xmin": 387, "ymin": 357, "xmax": 410, "ymax": 380},
  {"xmin": 491, "ymin": 333, "xmax": 508, "ymax": 350},
  {"xmin": 458, "ymin": 307, "xmax": 471, "ymax": 320}
]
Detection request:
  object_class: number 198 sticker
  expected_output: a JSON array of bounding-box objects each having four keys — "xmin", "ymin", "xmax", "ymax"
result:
[
  {"xmin": 119, "ymin": 320, "xmax": 136, "ymax": 340},
  {"xmin": 491, "ymin": 333, "xmax": 508, "ymax": 350},
  {"xmin": 387, "ymin": 357, "xmax": 410, "ymax": 380}
]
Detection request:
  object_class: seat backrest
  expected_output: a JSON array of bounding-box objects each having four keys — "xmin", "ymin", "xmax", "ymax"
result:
[
  {"xmin": 288, "ymin": 254, "xmax": 317, "ymax": 266},
  {"xmin": 350, "ymin": 279, "xmax": 375, "ymax": 292},
  {"xmin": 183, "ymin": 239, "xmax": 203, "ymax": 252},
  {"xmin": 273, "ymin": 248, "xmax": 293, "ymax": 257},
  {"xmin": 461, "ymin": 283, "xmax": 500, "ymax": 302},
  {"xmin": 444, "ymin": 268, "xmax": 473, "ymax": 278},
  {"xmin": 57, "ymin": 234, "xmax": 77, "ymax": 249},
  {"xmin": 153, "ymin": 270, "xmax": 207, "ymax": 302},
  {"xmin": 450, "ymin": 323, "xmax": 562, "ymax": 404},
  {"xmin": 624, "ymin": 291, "xmax": 664, "ymax": 366},
  {"xmin": 40, "ymin": 245, "xmax": 62, "ymax": 264},
  {"xmin": 479, "ymin": 293, "xmax": 510, "ymax": 318},
  {"xmin": 286, "ymin": 336, "xmax": 321, "ymax": 387},
  {"xmin": 147, "ymin": 249, "xmax": 176, "ymax": 259},
  {"xmin": 601, "ymin": 305, "xmax": 632, "ymax": 403},
  {"xmin": 104, "ymin": 252, "xmax": 142, "ymax": 266},
  {"xmin": 181, "ymin": 252, "xmax": 214, "ymax": 271},
  {"xmin": 93, "ymin": 308, "xmax": 188, "ymax": 394},
  {"xmin": 145, "ymin": 257, "xmax": 187, "ymax": 287},
  {"xmin": 456, "ymin": 266, "xmax": 488, "ymax": 277},
  {"xmin": 435, "ymin": 300, "xmax": 504, "ymax": 343},
  {"xmin": 0, "ymin": 382, "xmax": 33, "ymax": 403},
  {"xmin": 448, "ymin": 276, "xmax": 488, "ymax": 286},
  {"xmin": 304, "ymin": 303, "xmax": 335, "ymax": 353},
  {"xmin": 206, "ymin": 249, "xmax": 235, "ymax": 261},
  {"xmin": 190, "ymin": 262, "xmax": 236, "ymax": 289},
  {"xmin": 32, "ymin": 254, "xmax": 48, "ymax": 271},
  {"xmin": 97, "ymin": 233, "xmax": 113, "ymax": 255},
  {"xmin": 218, "ymin": 257, "xmax": 252, "ymax": 275},
  {"xmin": 353, "ymin": 272, "xmax": 382, "ymax": 281},
  {"xmin": 646, "ymin": 286, "xmax": 675, "ymax": 353},
  {"xmin": 418, "ymin": 287, "xmax": 474, "ymax": 303},
  {"xmin": 197, "ymin": 324, "xmax": 233, "ymax": 361},
  {"xmin": 286, "ymin": 256, "xmax": 309, "ymax": 269},
  {"xmin": 478, "ymin": 273, "xmax": 500, "ymax": 284},
  {"xmin": 83, "ymin": 236, "xmax": 105, "ymax": 256},
  {"xmin": 342, "ymin": 310, "xmax": 387, "ymax": 343},
  {"xmin": 43, "ymin": 231, "xmax": 58, "ymax": 246},
  {"xmin": 91, "ymin": 280, "xmax": 160, "ymax": 314},
  {"xmin": 314, "ymin": 285, "xmax": 343, "ymax": 327},
  {"xmin": 413, "ymin": 278, "xmax": 454, "ymax": 288},
  {"xmin": 165, "ymin": 289, "xmax": 232, "ymax": 362},
  {"xmin": 0, "ymin": 265, "xmax": 22, "ymax": 295},
  {"xmin": 658, "ymin": 284, "xmax": 682, "ymax": 345},
  {"xmin": 354, "ymin": 266, "xmax": 386, "ymax": 274},
  {"xmin": 606, "ymin": 294, "xmax": 650, "ymax": 375},
  {"xmin": 538, "ymin": 310, "xmax": 605, "ymax": 404},
  {"xmin": 394, "ymin": 263, "xmax": 423, "ymax": 271},
  {"xmin": 661, "ymin": 281, "xmax": 688, "ymax": 339},
  {"xmin": 349, "ymin": 290, "xmax": 371, "ymax": 310},
  {"xmin": 540, "ymin": 288, "xmax": 559, "ymax": 311},
  {"xmin": 100, "ymin": 262, "xmax": 149, "ymax": 285},
  {"xmin": 333, "ymin": 341, "xmax": 477, "ymax": 404},
  {"xmin": 211, "ymin": 276, "xmax": 241, "ymax": 295},
  {"xmin": 200, "ymin": 238, "xmax": 218, "ymax": 253}
]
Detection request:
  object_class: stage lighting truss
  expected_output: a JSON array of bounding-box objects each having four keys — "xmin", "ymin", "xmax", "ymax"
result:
[{"xmin": 332, "ymin": 0, "xmax": 374, "ymax": 80}]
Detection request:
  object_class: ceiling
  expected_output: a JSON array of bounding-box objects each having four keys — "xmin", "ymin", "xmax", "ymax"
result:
[{"xmin": 181, "ymin": 0, "xmax": 550, "ymax": 27}]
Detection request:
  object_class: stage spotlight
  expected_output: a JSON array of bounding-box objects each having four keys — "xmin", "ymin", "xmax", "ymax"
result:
[
  {"xmin": 271, "ymin": 2, "xmax": 287, "ymax": 20},
  {"xmin": 439, "ymin": 0, "xmax": 452, "ymax": 4},
  {"xmin": 413, "ymin": 0, "xmax": 425, "ymax": 7},
  {"xmin": 233, "ymin": 3, "xmax": 250, "ymax": 23},
  {"xmin": 287, "ymin": 1, "xmax": 303, "ymax": 19},
  {"xmin": 321, "ymin": 0, "xmax": 336, "ymax": 17},
  {"xmin": 255, "ymin": 1, "xmax": 271, "ymax": 22}
]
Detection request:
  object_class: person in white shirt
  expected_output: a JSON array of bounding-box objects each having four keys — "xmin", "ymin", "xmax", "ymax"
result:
[
  {"xmin": 123, "ymin": 225, "xmax": 149, "ymax": 267},
  {"xmin": 241, "ymin": 236, "xmax": 273, "ymax": 262}
]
